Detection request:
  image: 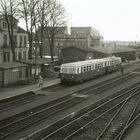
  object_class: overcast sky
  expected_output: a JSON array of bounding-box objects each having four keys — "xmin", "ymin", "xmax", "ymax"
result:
[{"xmin": 59, "ymin": 0, "xmax": 140, "ymax": 41}]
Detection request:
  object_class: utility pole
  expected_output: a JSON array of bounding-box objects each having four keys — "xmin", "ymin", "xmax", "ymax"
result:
[{"xmin": 34, "ymin": 41, "xmax": 37, "ymax": 78}]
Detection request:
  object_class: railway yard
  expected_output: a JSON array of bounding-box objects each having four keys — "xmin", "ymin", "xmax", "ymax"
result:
[{"xmin": 0, "ymin": 61, "xmax": 140, "ymax": 140}]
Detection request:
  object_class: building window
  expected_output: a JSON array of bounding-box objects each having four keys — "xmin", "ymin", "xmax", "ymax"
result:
[
  {"xmin": 19, "ymin": 70, "xmax": 22, "ymax": 78},
  {"xmin": 3, "ymin": 22, "xmax": 7, "ymax": 28},
  {"xmin": 25, "ymin": 68, "xmax": 28, "ymax": 77},
  {"xmin": 20, "ymin": 36, "xmax": 22, "ymax": 45},
  {"xmin": 3, "ymin": 34, "xmax": 7, "ymax": 45},
  {"xmin": 13, "ymin": 35, "xmax": 17, "ymax": 46},
  {"xmin": 23, "ymin": 51, "xmax": 27, "ymax": 60},
  {"xmin": 24, "ymin": 36, "xmax": 27, "ymax": 46},
  {"xmin": 15, "ymin": 51, "xmax": 18, "ymax": 60},
  {"xmin": 18, "ymin": 52, "xmax": 22, "ymax": 60},
  {"xmin": 3, "ymin": 52, "xmax": 10, "ymax": 62}
]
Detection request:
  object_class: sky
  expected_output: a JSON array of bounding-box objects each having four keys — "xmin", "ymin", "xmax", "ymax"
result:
[{"xmin": 59, "ymin": 0, "xmax": 140, "ymax": 41}]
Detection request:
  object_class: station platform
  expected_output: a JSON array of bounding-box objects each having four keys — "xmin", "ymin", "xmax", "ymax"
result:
[
  {"xmin": 0, "ymin": 78, "xmax": 60, "ymax": 100},
  {"xmin": 0, "ymin": 59, "xmax": 140, "ymax": 101}
]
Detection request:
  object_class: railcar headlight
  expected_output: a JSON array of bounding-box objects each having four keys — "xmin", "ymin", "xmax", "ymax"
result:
[{"xmin": 72, "ymin": 76, "xmax": 74, "ymax": 79}]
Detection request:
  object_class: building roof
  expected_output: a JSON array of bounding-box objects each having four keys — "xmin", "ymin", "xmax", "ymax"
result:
[
  {"xmin": 61, "ymin": 46, "xmax": 95, "ymax": 53},
  {"xmin": 18, "ymin": 58, "xmax": 52, "ymax": 65},
  {"xmin": 0, "ymin": 15, "xmax": 18, "ymax": 22},
  {"xmin": 60, "ymin": 46, "xmax": 137, "ymax": 54},
  {"xmin": 92, "ymin": 47, "xmax": 137, "ymax": 54},
  {"xmin": 0, "ymin": 61, "xmax": 27, "ymax": 69},
  {"xmin": 17, "ymin": 26, "xmax": 27, "ymax": 34}
]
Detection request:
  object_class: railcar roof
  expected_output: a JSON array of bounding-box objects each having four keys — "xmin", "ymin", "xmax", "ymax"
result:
[{"xmin": 61, "ymin": 56, "xmax": 121, "ymax": 67}]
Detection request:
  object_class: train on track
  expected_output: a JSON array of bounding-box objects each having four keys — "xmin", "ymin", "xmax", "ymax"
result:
[{"xmin": 60, "ymin": 56, "xmax": 122, "ymax": 84}]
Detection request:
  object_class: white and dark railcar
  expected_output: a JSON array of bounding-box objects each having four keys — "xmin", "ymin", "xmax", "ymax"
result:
[{"xmin": 60, "ymin": 56, "xmax": 122, "ymax": 84}]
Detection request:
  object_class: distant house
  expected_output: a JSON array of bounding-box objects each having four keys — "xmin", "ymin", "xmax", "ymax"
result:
[
  {"xmin": 92, "ymin": 47, "xmax": 137, "ymax": 62},
  {"xmin": 71, "ymin": 26, "xmax": 103, "ymax": 48}
]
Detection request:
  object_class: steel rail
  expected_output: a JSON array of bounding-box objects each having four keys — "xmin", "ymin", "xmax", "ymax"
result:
[
  {"xmin": 97, "ymin": 86, "xmax": 140, "ymax": 140},
  {"xmin": 22, "ymin": 84, "xmax": 140, "ymax": 140}
]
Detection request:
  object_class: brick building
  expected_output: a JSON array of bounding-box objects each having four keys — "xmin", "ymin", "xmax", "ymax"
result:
[
  {"xmin": 0, "ymin": 15, "xmax": 29, "ymax": 86},
  {"xmin": 36, "ymin": 26, "xmax": 102, "ymax": 57}
]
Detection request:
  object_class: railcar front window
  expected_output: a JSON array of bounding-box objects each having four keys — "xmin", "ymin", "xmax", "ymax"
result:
[
  {"xmin": 61, "ymin": 68, "xmax": 68, "ymax": 73},
  {"xmin": 69, "ymin": 68, "xmax": 76, "ymax": 74}
]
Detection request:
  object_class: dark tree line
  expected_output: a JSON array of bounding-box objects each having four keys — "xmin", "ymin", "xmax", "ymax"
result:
[{"xmin": 0, "ymin": 0, "xmax": 67, "ymax": 61}]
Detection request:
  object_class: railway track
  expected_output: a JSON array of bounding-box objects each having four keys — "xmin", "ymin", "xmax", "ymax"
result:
[
  {"xmin": 26, "ymin": 83, "xmax": 140, "ymax": 140},
  {"xmin": 0, "ymin": 69, "xmax": 140, "ymax": 140},
  {"xmin": 97, "ymin": 85, "xmax": 140, "ymax": 140},
  {"xmin": 116, "ymin": 101, "xmax": 140, "ymax": 140},
  {"xmin": 0, "ymin": 91, "xmax": 45, "ymax": 113}
]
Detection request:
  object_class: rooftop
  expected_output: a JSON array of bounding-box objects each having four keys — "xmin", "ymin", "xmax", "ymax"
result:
[
  {"xmin": 0, "ymin": 61, "xmax": 27, "ymax": 69},
  {"xmin": 61, "ymin": 46, "xmax": 95, "ymax": 53},
  {"xmin": 18, "ymin": 58, "xmax": 52, "ymax": 65},
  {"xmin": 92, "ymin": 46, "xmax": 137, "ymax": 54},
  {"xmin": 17, "ymin": 26, "xmax": 27, "ymax": 34}
]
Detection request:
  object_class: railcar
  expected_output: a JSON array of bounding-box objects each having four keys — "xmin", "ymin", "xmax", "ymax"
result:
[{"xmin": 60, "ymin": 56, "xmax": 122, "ymax": 84}]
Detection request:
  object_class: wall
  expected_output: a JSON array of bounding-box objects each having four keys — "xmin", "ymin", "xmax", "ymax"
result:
[
  {"xmin": 61, "ymin": 47, "xmax": 87, "ymax": 63},
  {"xmin": 3, "ymin": 67, "xmax": 27, "ymax": 86},
  {"xmin": 0, "ymin": 69, "xmax": 4, "ymax": 86}
]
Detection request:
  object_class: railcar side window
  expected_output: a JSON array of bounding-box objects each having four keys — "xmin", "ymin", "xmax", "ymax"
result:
[
  {"xmin": 97, "ymin": 63, "xmax": 100, "ymax": 68},
  {"xmin": 77, "ymin": 68, "xmax": 80, "ymax": 73},
  {"xmin": 81, "ymin": 67, "xmax": 83, "ymax": 72},
  {"xmin": 95, "ymin": 64, "xmax": 98, "ymax": 69},
  {"xmin": 106, "ymin": 61, "xmax": 109, "ymax": 66},
  {"xmin": 110, "ymin": 61, "xmax": 113, "ymax": 65},
  {"xmin": 108, "ymin": 61, "xmax": 110, "ymax": 66},
  {"xmin": 104, "ymin": 62, "xmax": 106, "ymax": 67},
  {"xmin": 100, "ymin": 63, "xmax": 103, "ymax": 68},
  {"xmin": 89, "ymin": 65, "xmax": 91, "ymax": 70},
  {"xmin": 84, "ymin": 67, "xmax": 87, "ymax": 72},
  {"xmin": 87, "ymin": 65, "xmax": 91, "ymax": 71}
]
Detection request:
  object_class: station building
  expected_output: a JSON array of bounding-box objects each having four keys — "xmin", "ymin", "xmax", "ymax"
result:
[
  {"xmin": 59, "ymin": 46, "xmax": 94, "ymax": 63},
  {"xmin": 0, "ymin": 62, "xmax": 28, "ymax": 86},
  {"xmin": 59, "ymin": 46, "xmax": 137, "ymax": 63}
]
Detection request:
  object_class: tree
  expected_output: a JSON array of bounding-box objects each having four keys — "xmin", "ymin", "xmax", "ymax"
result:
[
  {"xmin": 0, "ymin": 0, "xmax": 20, "ymax": 61},
  {"xmin": 34, "ymin": 0, "xmax": 51, "ymax": 58},
  {"xmin": 44, "ymin": 0, "xmax": 67, "ymax": 61},
  {"xmin": 19, "ymin": 0, "xmax": 67, "ymax": 60},
  {"xmin": 19, "ymin": 0, "xmax": 39, "ymax": 59}
]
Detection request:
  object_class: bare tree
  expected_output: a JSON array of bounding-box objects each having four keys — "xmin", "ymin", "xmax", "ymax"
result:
[
  {"xmin": 19, "ymin": 0, "xmax": 39, "ymax": 59},
  {"xmin": 44, "ymin": 0, "xmax": 67, "ymax": 61},
  {"xmin": 19, "ymin": 0, "xmax": 67, "ymax": 60},
  {"xmin": 34, "ymin": 0, "xmax": 51, "ymax": 58},
  {"xmin": 0, "ymin": 0, "xmax": 20, "ymax": 61}
]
